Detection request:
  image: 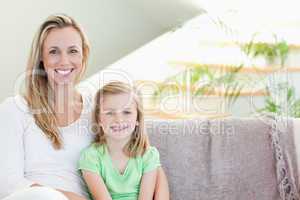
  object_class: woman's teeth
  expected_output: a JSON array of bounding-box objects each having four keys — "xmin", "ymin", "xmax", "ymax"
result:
[{"xmin": 55, "ymin": 69, "xmax": 73, "ymax": 75}]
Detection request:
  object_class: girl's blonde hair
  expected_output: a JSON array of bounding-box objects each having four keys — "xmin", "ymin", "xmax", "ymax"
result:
[
  {"xmin": 25, "ymin": 14, "xmax": 90, "ymax": 149},
  {"xmin": 92, "ymin": 81, "xmax": 149, "ymax": 157}
]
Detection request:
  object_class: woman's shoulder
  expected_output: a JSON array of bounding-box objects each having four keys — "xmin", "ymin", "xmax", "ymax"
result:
[
  {"xmin": 0, "ymin": 95, "xmax": 31, "ymax": 133},
  {"xmin": 0, "ymin": 95, "xmax": 30, "ymax": 117}
]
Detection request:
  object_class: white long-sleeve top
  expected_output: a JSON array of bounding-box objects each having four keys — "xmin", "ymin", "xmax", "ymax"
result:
[{"xmin": 0, "ymin": 94, "xmax": 95, "ymax": 199}]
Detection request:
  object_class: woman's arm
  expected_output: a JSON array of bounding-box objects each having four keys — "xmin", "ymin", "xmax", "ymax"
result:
[
  {"xmin": 56, "ymin": 189, "xmax": 87, "ymax": 200},
  {"xmin": 138, "ymin": 169, "xmax": 158, "ymax": 200},
  {"xmin": 30, "ymin": 184, "xmax": 87, "ymax": 200},
  {"xmin": 0, "ymin": 98, "xmax": 35, "ymax": 198},
  {"xmin": 81, "ymin": 170, "xmax": 112, "ymax": 200}
]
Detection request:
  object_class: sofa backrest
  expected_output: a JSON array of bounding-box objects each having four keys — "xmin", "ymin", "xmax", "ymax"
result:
[{"xmin": 146, "ymin": 118, "xmax": 299, "ymax": 200}]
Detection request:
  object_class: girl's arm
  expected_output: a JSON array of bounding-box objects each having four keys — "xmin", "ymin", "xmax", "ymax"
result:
[
  {"xmin": 154, "ymin": 167, "xmax": 170, "ymax": 200},
  {"xmin": 138, "ymin": 169, "xmax": 158, "ymax": 200},
  {"xmin": 81, "ymin": 170, "xmax": 112, "ymax": 200}
]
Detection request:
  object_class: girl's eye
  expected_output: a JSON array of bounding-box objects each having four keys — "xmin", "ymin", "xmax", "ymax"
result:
[
  {"xmin": 123, "ymin": 111, "xmax": 132, "ymax": 115},
  {"xmin": 106, "ymin": 112, "xmax": 113, "ymax": 116},
  {"xmin": 70, "ymin": 49, "xmax": 78, "ymax": 54}
]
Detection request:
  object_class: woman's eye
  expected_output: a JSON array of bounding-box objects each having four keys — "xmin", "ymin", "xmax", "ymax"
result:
[
  {"xmin": 49, "ymin": 49, "xmax": 57, "ymax": 54},
  {"xmin": 106, "ymin": 112, "xmax": 113, "ymax": 116}
]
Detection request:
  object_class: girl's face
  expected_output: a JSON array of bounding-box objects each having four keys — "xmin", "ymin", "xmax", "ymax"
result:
[
  {"xmin": 42, "ymin": 27, "xmax": 83, "ymax": 87},
  {"xmin": 99, "ymin": 92, "xmax": 138, "ymax": 143}
]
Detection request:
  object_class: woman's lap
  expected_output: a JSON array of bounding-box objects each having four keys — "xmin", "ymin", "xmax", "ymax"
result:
[{"xmin": 2, "ymin": 187, "xmax": 68, "ymax": 200}]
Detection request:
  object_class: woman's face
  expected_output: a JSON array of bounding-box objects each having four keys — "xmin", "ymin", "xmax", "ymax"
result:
[{"xmin": 42, "ymin": 27, "xmax": 83, "ymax": 86}]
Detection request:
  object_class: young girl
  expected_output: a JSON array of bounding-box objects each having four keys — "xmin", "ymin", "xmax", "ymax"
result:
[{"xmin": 78, "ymin": 81, "xmax": 161, "ymax": 200}]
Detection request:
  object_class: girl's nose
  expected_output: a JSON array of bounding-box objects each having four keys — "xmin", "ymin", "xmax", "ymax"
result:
[{"xmin": 114, "ymin": 113, "xmax": 123, "ymax": 122}]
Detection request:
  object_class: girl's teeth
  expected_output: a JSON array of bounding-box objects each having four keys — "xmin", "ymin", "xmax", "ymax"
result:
[{"xmin": 112, "ymin": 125, "xmax": 128, "ymax": 131}]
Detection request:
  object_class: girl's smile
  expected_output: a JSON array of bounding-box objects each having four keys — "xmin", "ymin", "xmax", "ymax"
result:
[{"xmin": 110, "ymin": 123, "xmax": 130, "ymax": 133}]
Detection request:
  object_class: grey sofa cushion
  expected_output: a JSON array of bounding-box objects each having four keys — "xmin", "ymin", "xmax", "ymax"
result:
[{"xmin": 146, "ymin": 118, "xmax": 299, "ymax": 200}]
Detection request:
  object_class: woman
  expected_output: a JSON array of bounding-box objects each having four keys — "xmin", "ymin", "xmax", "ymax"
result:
[{"xmin": 0, "ymin": 14, "xmax": 169, "ymax": 200}]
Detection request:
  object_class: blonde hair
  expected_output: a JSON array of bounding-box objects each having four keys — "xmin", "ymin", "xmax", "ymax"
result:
[
  {"xmin": 92, "ymin": 81, "xmax": 149, "ymax": 157},
  {"xmin": 25, "ymin": 14, "xmax": 90, "ymax": 149}
]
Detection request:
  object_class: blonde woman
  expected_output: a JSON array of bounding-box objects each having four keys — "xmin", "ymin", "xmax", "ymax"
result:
[
  {"xmin": 0, "ymin": 14, "xmax": 168, "ymax": 200},
  {"xmin": 79, "ymin": 81, "xmax": 169, "ymax": 200}
]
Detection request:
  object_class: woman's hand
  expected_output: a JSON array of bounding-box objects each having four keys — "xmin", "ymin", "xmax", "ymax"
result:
[
  {"xmin": 30, "ymin": 183, "xmax": 43, "ymax": 187},
  {"xmin": 30, "ymin": 184, "xmax": 86, "ymax": 200},
  {"xmin": 56, "ymin": 189, "xmax": 87, "ymax": 200}
]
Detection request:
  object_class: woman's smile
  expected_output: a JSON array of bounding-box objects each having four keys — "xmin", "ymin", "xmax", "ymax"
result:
[{"xmin": 54, "ymin": 68, "xmax": 75, "ymax": 76}]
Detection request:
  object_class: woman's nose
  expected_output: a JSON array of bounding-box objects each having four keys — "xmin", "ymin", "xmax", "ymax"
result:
[{"xmin": 59, "ymin": 52, "xmax": 70, "ymax": 66}]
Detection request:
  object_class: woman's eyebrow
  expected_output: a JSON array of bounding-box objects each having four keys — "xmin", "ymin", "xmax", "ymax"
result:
[
  {"xmin": 48, "ymin": 46, "xmax": 59, "ymax": 49},
  {"xmin": 68, "ymin": 45, "xmax": 80, "ymax": 49},
  {"xmin": 102, "ymin": 108, "xmax": 115, "ymax": 111}
]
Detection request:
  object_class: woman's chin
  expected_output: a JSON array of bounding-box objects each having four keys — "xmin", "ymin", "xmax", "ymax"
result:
[{"xmin": 47, "ymin": 78, "xmax": 77, "ymax": 88}]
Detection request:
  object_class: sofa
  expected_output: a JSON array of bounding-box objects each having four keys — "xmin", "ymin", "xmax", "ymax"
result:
[{"xmin": 146, "ymin": 117, "xmax": 300, "ymax": 200}]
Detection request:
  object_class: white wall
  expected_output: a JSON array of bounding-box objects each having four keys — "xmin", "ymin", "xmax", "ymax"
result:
[
  {"xmin": 126, "ymin": 0, "xmax": 204, "ymax": 30},
  {"xmin": 0, "ymin": 0, "xmax": 165, "ymax": 101}
]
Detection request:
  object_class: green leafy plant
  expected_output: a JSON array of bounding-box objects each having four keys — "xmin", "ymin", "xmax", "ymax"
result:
[
  {"xmin": 153, "ymin": 64, "xmax": 244, "ymax": 111},
  {"xmin": 241, "ymin": 34, "xmax": 289, "ymax": 66},
  {"xmin": 257, "ymin": 83, "xmax": 300, "ymax": 118},
  {"xmin": 241, "ymin": 33, "xmax": 300, "ymax": 117}
]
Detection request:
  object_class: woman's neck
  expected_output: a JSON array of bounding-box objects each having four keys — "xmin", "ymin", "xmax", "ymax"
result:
[
  {"xmin": 50, "ymin": 83, "xmax": 83, "ymax": 126},
  {"xmin": 52, "ymin": 84, "xmax": 80, "ymax": 112}
]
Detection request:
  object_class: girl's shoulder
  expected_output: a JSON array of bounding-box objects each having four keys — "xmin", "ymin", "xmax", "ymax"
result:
[
  {"xmin": 144, "ymin": 145, "xmax": 159, "ymax": 154},
  {"xmin": 78, "ymin": 143, "xmax": 106, "ymax": 175},
  {"xmin": 141, "ymin": 146, "xmax": 160, "ymax": 161},
  {"xmin": 80, "ymin": 143, "xmax": 106, "ymax": 158},
  {"xmin": 140, "ymin": 146, "xmax": 161, "ymax": 173}
]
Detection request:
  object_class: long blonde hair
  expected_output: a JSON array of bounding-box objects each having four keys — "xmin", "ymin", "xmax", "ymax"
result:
[
  {"xmin": 25, "ymin": 14, "xmax": 90, "ymax": 149},
  {"xmin": 92, "ymin": 81, "xmax": 149, "ymax": 157}
]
